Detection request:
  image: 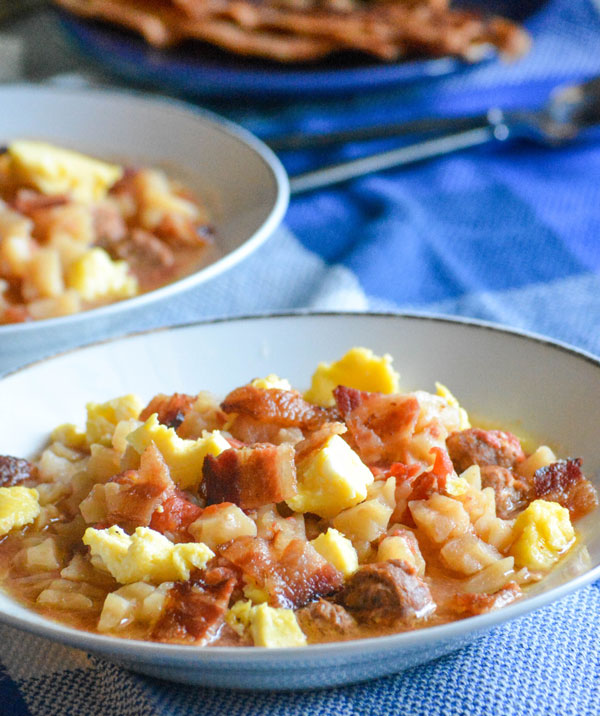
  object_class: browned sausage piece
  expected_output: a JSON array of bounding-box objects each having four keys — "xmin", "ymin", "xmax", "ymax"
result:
[
  {"xmin": 480, "ymin": 465, "xmax": 533, "ymax": 519},
  {"xmin": 139, "ymin": 392, "xmax": 197, "ymax": 429},
  {"xmin": 337, "ymin": 560, "xmax": 435, "ymax": 624},
  {"xmin": 296, "ymin": 598, "xmax": 356, "ymax": 641},
  {"xmin": 0, "ymin": 455, "xmax": 38, "ymax": 487},
  {"xmin": 446, "ymin": 428, "xmax": 525, "ymax": 474},
  {"xmin": 534, "ymin": 458, "xmax": 599, "ymax": 521}
]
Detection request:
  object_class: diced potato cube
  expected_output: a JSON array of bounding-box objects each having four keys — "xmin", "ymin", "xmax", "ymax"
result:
[
  {"xmin": 515, "ymin": 446, "xmax": 557, "ymax": 480},
  {"xmin": 366, "ymin": 476, "xmax": 396, "ymax": 510},
  {"xmin": 456, "ymin": 486, "xmax": 496, "ymax": 524},
  {"xmin": 127, "ymin": 414, "xmax": 230, "ymax": 489},
  {"xmin": 98, "ymin": 581, "xmax": 172, "ymax": 632},
  {"xmin": 304, "ymin": 347, "xmax": 400, "ymax": 406},
  {"xmin": 83, "ymin": 525, "xmax": 214, "ymax": 584},
  {"xmin": 66, "ymin": 248, "xmax": 138, "ymax": 302},
  {"xmin": 377, "ymin": 534, "xmax": 425, "ymax": 576},
  {"xmin": 37, "ymin": 589, "xmax": 93, "ymax": 611},
  {"xmin": 111, "ymin": 418, "xmax": 142, "ymax": 456},
  {"xmin": 409, "ymin": 493, "xmax": 470, "ymax": 544},
  {"xmin": 510, "ymin": 499, "xmax": 575, "ymax": 571},
  {"xmin": 86, "ymin": 394, "xmax": 143, "ymax": 447},
  {"xmin": 0, "ymin": 486, "xmax": 40, "ymax": 536},
  {"xmin": 26, "ymin": 537, "xmax": 61, "ymax": 571},
  {"xmin": 7, "ymin": 140, "xmax": 123, "ymax": 202},
  {"xmin": 188, "ymin": 503, "xmax": 257, "ymax": 550},
  {"xmin": 286, "ymin": 435, "xmax": 373, "ymax": 519},
  {"xmin": 25, "ymin": 248, "xmax": 64, "ymax": 299},
  {"xmin": 474, "ymin": 514, "xmax": 514, "ymax": 552},
  {"xmin": 463, "ymin": 556, "xmax": 515, "ymax": 593},
  {"xmin": 310, "ymin": 528, "xmax": 359, "ymax": 577},
  {"xmin": 460, "ymin": 465, "xmax": 482, "ymax": 491},
  {"xmin": 27, "ymin": 290, "xmax": 82, "ymax": 320},
  {"xmin": 0, "ymin": 233, "xmax": 34, "ymax": 277},
  {"xmin": 440, "ymin": 533, "xmax": 501, "ymax": 575},
  {"xmin": 250, "ymin": 604, "xmax": 306, "ymax": 647},
  {"xmin": 333, "ymin": 498, "xmax": 393, "ymax": 544},
  {"xmin": 435, "ymin": 382, "xmax": 471, "ymax": 429}
]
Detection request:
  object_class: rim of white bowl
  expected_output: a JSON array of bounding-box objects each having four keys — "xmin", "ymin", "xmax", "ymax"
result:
[
  {"xmin": 1, "ymin": 310, "xmax": 599, "ymax": 662},
  {"xmin": 0, "ymin": 83, "xmax": 290, "ymax": 336}
]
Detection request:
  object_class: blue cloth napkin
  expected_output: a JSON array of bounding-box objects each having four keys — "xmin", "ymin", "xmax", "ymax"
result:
[{"xmin": 2, "ymin": 1, "xmax": 600, "ymax": 714}]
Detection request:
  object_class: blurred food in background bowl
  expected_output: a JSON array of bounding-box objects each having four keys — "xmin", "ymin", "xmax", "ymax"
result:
[{"xmin": 0, "ymin": 85, "xmax": 289, "ymax": 374}]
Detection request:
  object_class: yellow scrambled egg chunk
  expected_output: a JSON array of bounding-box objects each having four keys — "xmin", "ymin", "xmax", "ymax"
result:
[
  {"xmin": 66, "ymin": 248, "xmax": 138, "ymax": 302},
  {"xmin": 310, "ymin": 527, "xmax": 358, "ymax": 577},
  {"xmin": 83, "ymin": 525, "xmax": 214, "ymax": 584},
  {"xmin": 304, "ymin": 347, "xmax": 400, "ymax": 406},
  {"xmin": 7, "ymin": 140, "xmax": 123, "ymax": 202},
  {"xmin": 0, "ymin": 486, "xmax": 40, "ymax": 537},
  {"xmin": 86, "ymin": 394, "xmax": 143, "ymax": 447},
  {"xmin": 127, "ymin": 414, "xmax": 230, "ymax": 489},
  {"xmin": 225, "ymin": 600, "xmax": 306, "ymax": 647},
  {"xmin": 510, "ymin": 499, "xmax": 575, "ymax": 571},
  {"xmin": 435, "ymin": 382, "xmax": 471, "ymax": 430},
  {"xmin": 250, "ymin": 374, "xmax": 292, "ymax": 390},
  {"xmin": 286, "ymin": 434, "xmax": 374, "ymax": 519}
]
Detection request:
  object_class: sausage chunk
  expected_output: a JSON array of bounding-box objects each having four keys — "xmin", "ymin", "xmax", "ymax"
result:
[
  {"xmin": 447, "ymin": 428, "xmax": 525, "ymax": 474},
  {"xmin": 296, "ymin": 599, "xmax": 356, "ymax": 641},
  {"xmin": 534, "ymin": 458, "xmax": 598, "ymax": 521},
  {"xmin": 0, "ymin": 455, "xmax": 38, "ymax": 487},
  {"xmin": 480, "ymin": 465, "xmax": 533, "ymax": 519},
  {"xmin": 337, "ymin": 560, "xmax": 435, "ymax": 624}
]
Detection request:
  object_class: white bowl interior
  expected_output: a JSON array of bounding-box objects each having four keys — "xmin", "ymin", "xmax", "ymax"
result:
[{"xmin": 0, "ymin": 313, "xmax": 598, "ymax": 689}]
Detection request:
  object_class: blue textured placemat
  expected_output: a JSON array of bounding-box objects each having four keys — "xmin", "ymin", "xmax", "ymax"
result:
[{"xmin": 1, "ymin": 0, "xmax": 600, "ymax": 714}]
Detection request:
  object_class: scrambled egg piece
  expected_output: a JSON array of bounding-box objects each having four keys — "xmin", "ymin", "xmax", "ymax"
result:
[
  {"xmin": 0, "ymin": 486, "xmax": 40, "ymax": 537},
  {"xmin": 66, "ymin": 248, "xmax": 138, "ymax": 302},
  {"xmin": 50, "ymin": 423, "xmax": 87, "ymax": 450},
  {"xmin": 83, "ymin": 525, "xmax": 214, "ymax": 584},
  {"xmin": 226, "ymin": 600, "xmax": 306, "ymax": 647},
  {"xmin": 7, "ymin": 140, "xmax": 123, "ymax": 203},
  {"xmin": 250, "ymin": 374, "xmax": 292, "ymax": 391},
  {"xmin": 286, "ymin": 435, "xmax": 373, "ymax": 519},
  {"xmin": 86, "ymin": 394, "xmax": 143, "ymax": 447},
  {"xmin": 310, "ymin": 528, "xmax": 358, "ymax": 577},
  {"xmin": 127, "ymin": 414, "xmax": 230, "ymax": 489},
  {"xmin": 510, "ymin": 499, "xmax": 575, "ymax": 571},
  {"xmin": 304, "ymin": 347, "xmax": 400, "ymax": 406},
  {"xmin": 435, "ymin": 382, "xmax": 471, "ymax": 430}
]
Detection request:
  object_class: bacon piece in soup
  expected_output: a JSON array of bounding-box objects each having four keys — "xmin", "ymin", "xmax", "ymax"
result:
[
  {"xmin": 202, "ymin": 444, "xmax": 297, "ymax": 509},
  {"xmin": 333, "ymin": 386, "xmax": 420, "ymax": 466}
]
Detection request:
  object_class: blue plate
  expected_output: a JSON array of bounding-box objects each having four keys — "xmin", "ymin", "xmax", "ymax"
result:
[{"xmin": 58, "ymin": 1, "xmax": 545, "ymax": 100}]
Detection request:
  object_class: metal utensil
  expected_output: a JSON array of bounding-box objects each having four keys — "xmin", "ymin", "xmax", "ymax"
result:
[{"xmin": 288, "ymin": 75, "xmax": 600, "ymax": 195}]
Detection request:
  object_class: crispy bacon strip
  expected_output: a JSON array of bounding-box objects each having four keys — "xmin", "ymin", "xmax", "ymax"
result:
[
  {"xmin": 202, "ymin": 443, "xmax": 297, "ymax": 509},
  {"xmin": 0, "ymin": 455, "xmax": 38, "ymax": 487},
  {"xmin": 534, "ymin": 458, "xmax": 598, "ymax": 521},
  {"xmin": 220, "ymin": 535, "xmax": 343, "ymax": 608},
  {"xmin": 334, "ymin": 386, "xmax": 420, "ymax": 466},
  {"xmin": 152, "ymin": 566, "xmax": 237, "ymax": 644},
  {"xmin": 139, "ymin": 392, "xmax": 197, "ymax": 428},
  {"xmin": 222, "ymin": 385, "xmax": 333, "ymax": 430}
]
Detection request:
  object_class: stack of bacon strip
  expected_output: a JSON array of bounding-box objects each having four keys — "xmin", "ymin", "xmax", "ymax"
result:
[{"xmin": 55, "ymin": 0, "xmax": 531, "ymax": 63}]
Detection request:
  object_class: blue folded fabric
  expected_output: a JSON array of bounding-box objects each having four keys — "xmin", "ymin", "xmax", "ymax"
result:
[{"xmin": 2, "ymin": 1, "xmax": 600, "ymax": 714}]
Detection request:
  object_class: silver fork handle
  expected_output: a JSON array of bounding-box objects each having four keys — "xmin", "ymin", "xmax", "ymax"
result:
[{"xmin": 288, "ymin": 118, "xmax": 510, "ymax": 195}]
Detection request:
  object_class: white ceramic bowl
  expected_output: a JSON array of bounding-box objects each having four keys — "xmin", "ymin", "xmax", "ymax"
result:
[
  {"xmin": 0, "ymin": 312, "xmax": 599, "ymax": 690},
  {"xmin": 0, "ymin": 85, "xmax": 289, "ymax": 374}
]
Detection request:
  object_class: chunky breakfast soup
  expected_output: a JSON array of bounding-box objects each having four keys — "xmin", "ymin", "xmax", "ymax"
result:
[
  {"xmin": 0, "ymin": 141, "xmax": 214, "ymax": 324},
  {"xmin": 0, "ymin": 348, "xmax": 596, "ymax": 647}
]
